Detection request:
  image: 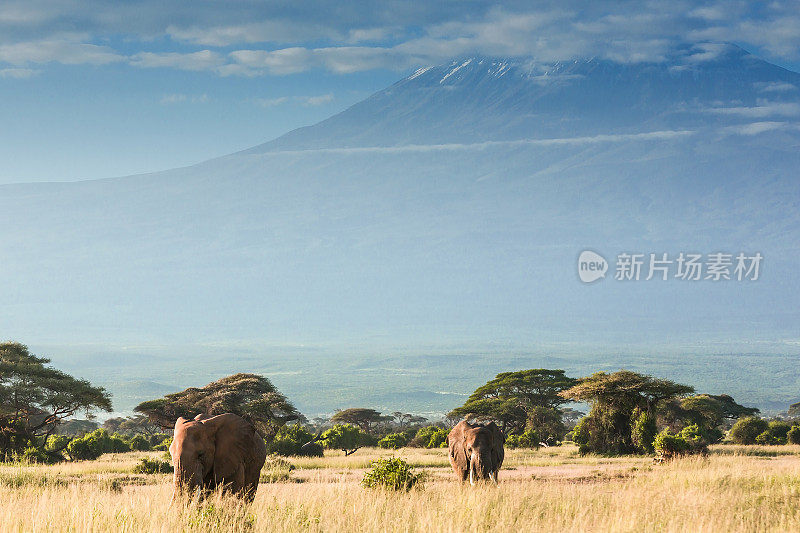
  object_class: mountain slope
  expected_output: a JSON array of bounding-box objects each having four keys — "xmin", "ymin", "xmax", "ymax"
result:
[
  {"xmin": 1, "ymin": 43, "xmax": 799, "ymax": 414},
  {"xmin": 251, "ymin": 43, "xmax": 800, "ymax": 150}
]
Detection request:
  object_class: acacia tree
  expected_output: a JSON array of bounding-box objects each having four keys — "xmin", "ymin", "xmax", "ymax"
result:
[
  {"xmin": 320, "ymin": 424, "xmax": 363, "ymax": 455},
  {"xmin": 103, "ymin": 414, "xmax": 163, "ymax": 436},
  {"xmin": 659, "ymin": 393, "xmax": 758, "ymax": 441},
  {"xmin": 134, "ymin": 373, "xmax": 302, "ymax": 439},
  {"xmin": 0, "ymin": 342, "xmax": 112, "ymax": 459},
  {"xmin": 449, "ymin": 369, "xmax": 577, "ymax": 435},
  {"xmin": 330, "ymin": 408, "xmax": 391, "ymax": 434},
  {"xmin": 563, "ymin": 370, "xmax": 694, "ymax": 455},
  {"xmin": 392, "ymin": 412, "xmax": 428, "ymax": 429}
]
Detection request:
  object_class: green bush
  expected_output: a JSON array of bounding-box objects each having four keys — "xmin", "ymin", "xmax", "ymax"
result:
[
  {"xmin": 128, "ymin": 435, "xmax": 152, "ymax": 451},
  {"xmin": 17, "ymin": 447, "xmax": 55, "ymax": 464},
  {"xmin": 755, "ymin": 430, "xmax": 780, "ymax": 445},
  {"xmin": 153, "ymin": 436, "xmax": 172, "ymax": 451},
  {"xmin": 653, "ymin": 429, "xmax": 690, "ymax": 460},
  {"xmin": 631, "ymin": 409, "xmax": 657, "ymax": 454},
  {"xmin": 767, "ymin": 421, "xmax": 792, "ymax": 444},
  {"xmin": 268, "ymin": 424, "xmax": 324, "ymax": 457},
  {"xmin": 321, "ymin": 424, "xmax": 364, "ymax": 454},
  {"xmin": 679, "ymin": 424, "xmax": 709, "ymax": 454},
  {"xmin": 45, "ymin": 435, "xmax": 70, "ymax": 453},
  {"xmin": 108, "ymin": 434, "xmax": 131, "ymax": 453},
  {"xmin": 66, "ymin": 428, "xmax": 114, "ymax": 460},
  {"xmin": 378, "ymin": 433, "xmax": 410, "ymax": 449},
  {"xmin": 654, "ymin": 425, "xmax": 709, "ymax": 460},
  {"xmin": 67, "ymin": 436, "xmax": 101, "ymax": 461},
  {"xmin": 408, "ymin": 426, "xmax": 448, "ymax": 448},
  {"xmin": 358, "ymin": 432, "xmax": 379, "ymax": 447},
  {"xmin": 571, "ymin": 417, "xmax": 590, "ymax": 453},
  {"xmin": 361, "ymin": 458, "xmax": 423, "ymax": 491},
  {"xmin": 260, "ymin": 455, "xmax": 296, "ymax": 483},
  {"xmin": 505, "ymin": 429, "xmax": 541, "ymax": 449},
  {"xmin": 729, "ymin": 416, "xmax": 769, "ymax": 445},
  {"xmin": 132, "ymin": 457, "xmax": 173, "ymax": 474},
  {"xmin": 787, "ymin": 426, "xmax": 800, "ymax": 445}
]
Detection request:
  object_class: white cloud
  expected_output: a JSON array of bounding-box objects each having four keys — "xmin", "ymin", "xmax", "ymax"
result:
[
  {"xmin": 721, "ymin": 121, "xmax": 789, "ymax": 135},
  {"xmin": 705, "ymin": 102, "xmax": 800, "ymax": 117},
  {"xmin": 253, "ymin": 94, "xmax": 333, "ymax": 107},
  {"xmin": 0, "ymin": 67, "xmax": 39, "ymax": 78},
  {"xmin": 252, "ymin": 129, "xmax": 696, "ymax": 156},
  {"xmin": 160, "ymin": 93, "xmax": 209, "ymax": 105},
  {"xmin": 229, "ymin": 47, "xmax": 315, "ymax": 75},
  {"xmin": 254, "ymin": 96, "xmax": 290, "ymax": 108},
  {"xmin": 130, "ymin": 50, "xmax": 224, "ymax": 71},
  {"xmin": 166, "ymin": 21, "xmax": 341, "ymax": 47},
  {"xmin": 754, "ymin": 81, "xmax": 797, "ymax": 93},
  {"xmin": 0, "ymin": 40, "xmax": 123, "ymax": 65},
  {"xmin": 300, "ymin": 93, "xmax": 333, "ymax": 106},
  {"xmin": 2, "ymin": 1, "xmax": 800, "ymax": 77}
]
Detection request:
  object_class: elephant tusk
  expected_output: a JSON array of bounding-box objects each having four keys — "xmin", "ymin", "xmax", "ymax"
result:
[
  {"xmin": 469, "ymin": 468, "xmax": 475, "ymax": 486},
  {"xmin": 489, "ymin": 470, "xmax": 497, "ymax": 485}
]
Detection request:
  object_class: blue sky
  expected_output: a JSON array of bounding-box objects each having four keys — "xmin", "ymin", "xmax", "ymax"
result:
[{"xmin": 1, "ymin": 0, "xmax": 800, "ymax": 183}]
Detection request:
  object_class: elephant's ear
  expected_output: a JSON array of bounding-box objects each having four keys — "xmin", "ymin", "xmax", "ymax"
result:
[
  {"xmin": 202, "ymin": 414, "xmax": 261, "ymax": 481},
  {"xmin": 448, "ymin": 423, "xmax": 468, "ymax": 472},
  {"xmin": 486, "ymin": 422, "xmax": 505, "ymax": 469}
]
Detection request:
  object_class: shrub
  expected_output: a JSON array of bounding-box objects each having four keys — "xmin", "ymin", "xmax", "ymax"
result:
[
  {"xmin": 631, "ymin": 409, "xmax": 657, "ymax": 454},
  {"xmin": 260, "ymin": 456, "xmax": 296, "ymax": 483},
  {"xmin": 128, "ymin": 435, "xmax": 152, "ymax": 451},
  {"xmin": 755, "ymin": 431, "xmax": 780, "ymax": 445},
  {"xmin": 653, "ymin": 430, "xmax": 690, "ymax": 460},
  {"xmin": 361, "ymin": 458, "xmax": 423, "ymax": 491},
  {"xmin": 132, "ymin": 457, "xmax": 173, "ymax": 474},
  {"xmin": 18, "ymin": 447, "xmax": 55, "ymax": 464},
  {"xmin": 45, "ymin": 435, "xmax": 70, "ymax": 453},
  {"xmin": 321, "ymin": 424, "xmax": 364, "ymax": 455},
  {"xmin": 679, "ymin": 424, "xmax": 709, "ymax": 454},
  {"xmin": 67, "ymin": 434, "xmax": 102, "ymax": 461},
  {"xmin": 571, "ymin": 417, "xmax": 590, "ymax": 453},
  {"xmin": 268, "ymin": 424, "xmax": 324, "ymax": 457},
  {"xmin": 408, "ymin": 426, "xmax": 448, "ymax": 448},
  {"xmin": 505, "ymin": 429, "xmax": 541, "ymax": 449},
  {"xmin": 378, "ymin": 433, "xmax": 410, "ymax": 449},
  {"xmin": 108, "ymin": 435, "xmax": 131, "ymax": 453},
  {"xmin": 153, "ymin": 437, "xmax": 172, "ymax": 451},
  {"xmin": 66, "ymin": 428, "xmax": 122, "ymax": 460},
  {"xmin": 787, "ymin": 426, "xmax": 800, "ymax": 445},
  {"xmin": 767, "ymin": 421, "xmax": 792, "ymax": 444},
  {"xmin": 729, "ymin": 416, "xmax": 769, "ymax": 445}
]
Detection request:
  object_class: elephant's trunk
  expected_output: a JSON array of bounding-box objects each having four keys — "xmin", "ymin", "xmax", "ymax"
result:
[{"xmin": 172, "ymin": 456, "xmax": 203, "ymax": 497}]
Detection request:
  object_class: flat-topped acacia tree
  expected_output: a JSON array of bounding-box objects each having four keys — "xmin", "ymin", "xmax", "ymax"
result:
[
  {"xmin": 449, "ymin": 369, "xmax": 577, "ymax": 435},
  {"xmin": 134, "ymin": 373, "xmax": 302, "ymax": 439},
  {"xmin": 562, "ymin": 370, "xmax": 694, "ymax": 455},
  {"xmin": 0, "ymin": 342, "xmax": 112, "ymax": 460}
]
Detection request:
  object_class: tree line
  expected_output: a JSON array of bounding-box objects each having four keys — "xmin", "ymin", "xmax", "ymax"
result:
[{"xmin": 3, "ymin": 341, "xmax": 800, "ymax": 464}]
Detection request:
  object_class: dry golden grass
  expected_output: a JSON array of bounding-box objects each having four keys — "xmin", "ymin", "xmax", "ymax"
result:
[{"xmin": 0, "ymin": 445, "xmax": 799, "ymax": 532}]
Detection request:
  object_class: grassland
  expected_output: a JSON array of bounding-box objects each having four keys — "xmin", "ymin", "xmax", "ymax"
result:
[{"xmin": 0, "ymin": 445, "xmax": 799, "ymax": 532}]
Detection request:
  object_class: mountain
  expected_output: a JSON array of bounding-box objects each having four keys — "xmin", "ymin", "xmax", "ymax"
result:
[{"xmin": 1, "ymin": 43, "xmax": 799, "ymax": 415}]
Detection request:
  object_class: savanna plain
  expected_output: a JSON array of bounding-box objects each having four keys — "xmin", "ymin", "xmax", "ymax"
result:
[{"xmin": 0, "ymin": 445, "xmax": 799, "ymax": 532}]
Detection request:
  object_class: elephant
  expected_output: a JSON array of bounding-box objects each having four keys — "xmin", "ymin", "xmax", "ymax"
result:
[
  {"xmin": 169, "ymin": 413, "xmax": 267, "ymax": 501},
  {"xmin": 447, "ymin": 420, "xmax": 504, "ymax": 485}
]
